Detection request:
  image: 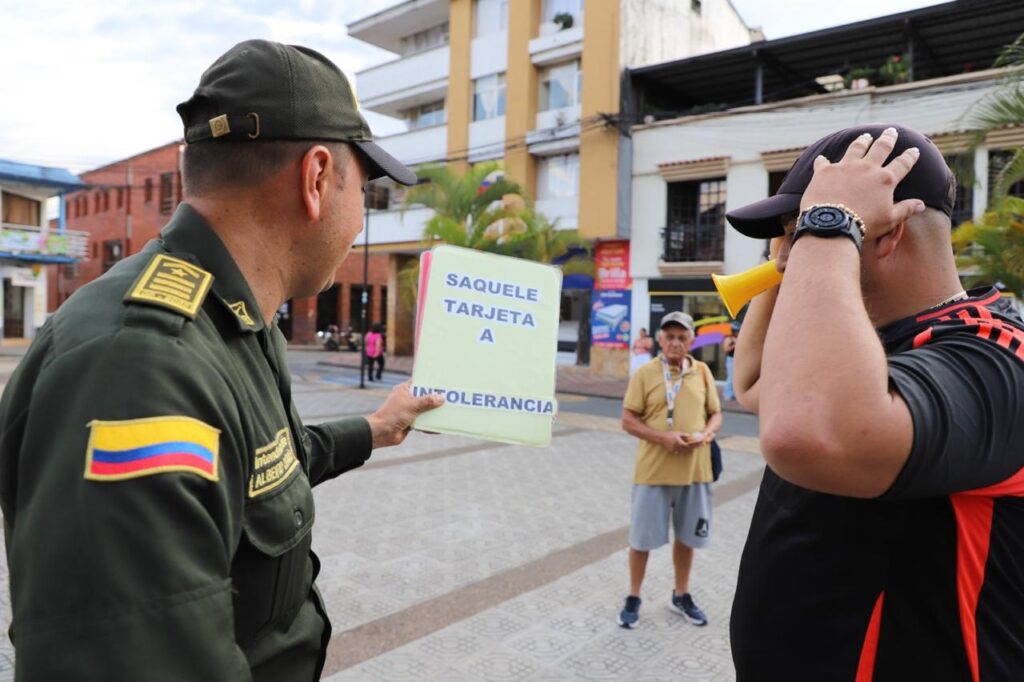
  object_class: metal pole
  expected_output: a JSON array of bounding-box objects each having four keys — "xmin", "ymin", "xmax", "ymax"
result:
[{"xmin": 359, "ymin": 193, "xmax": 370, "ymax": 389}]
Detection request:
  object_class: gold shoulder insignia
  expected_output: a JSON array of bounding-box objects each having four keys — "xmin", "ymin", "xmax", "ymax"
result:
[
  {"xmin": 229, "ymin": 301, "xmax": 256, "ymax": 327},
  {"xmin": 124, "ymin": 254, "xmax": 214, "ymax": 319}
]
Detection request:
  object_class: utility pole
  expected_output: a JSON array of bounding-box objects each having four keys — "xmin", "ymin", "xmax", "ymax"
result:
[{"xmin": 359, "ymin": 192, "xmax": 370, "ymax": 389}]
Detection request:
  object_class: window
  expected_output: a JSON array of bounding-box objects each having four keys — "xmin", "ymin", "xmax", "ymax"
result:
[
  {"xmin": 407, "ymin": 101, "xmax": 446, "ymax": 130},
  {"xmin": 62, "ymin": 263, "xmax": 79, "ymax": 279},
  {"xmin": 116, "ymin": 187, "xmax": 124, "ymax": 209},
  {"xmin": 944, "ymin": 154, "xmax": 975, "ymax": 227},
  {"xmin": 102, "ymin": 239, "xmax": 123, "ymax": 272},
  {"xmin": 144, "ymin": 178, "xmax": 154, "ymax": 203},
  {"xmin": 536, "ymin": 153, "xmax": 579, "ymax": 200},
  {"xmin": 1, "ymin": 191, "xmax": 41, "ymax": 226},
  {"xmin": 473, "ymin": 73, "xmax": 506, "ymax": 121},
  {"xmin": 95, "ymin": 192, "xmax": 102, "ymax": 213},
  {"xmin": 542, "ymin": 0, "xmax": 582, "ymax": 24},
  {"xmin": 664, "ymin": 178, "xmax": 727, "ymax": 262},
  {"xmin": 159, "ymin": 172, "xmax": 175, "ymax": 214},
  {"xmin": 539, "ymin": 60, "xmax": 581, "ymax": 112},
  {"xmin": 474, "ymin": 0, "xmax": 508, "ymax": 37},
  {"xmin": 989, "ymin": 150, "xmax": 1024, "ymax": 202},
  {"xmin": 80, "ymin": 195, "xmax": 88, "ymax": 216},
  {"xmin": 365, "ymin": 183, "xmax": 390, "ymax": 210},
  {"xmin": 400, "ymin": 22, "xmax": 449, "ymax": 56},
  {"xmin": 102, "ymin": 189, "xmax": 110, "ymax": 212}
]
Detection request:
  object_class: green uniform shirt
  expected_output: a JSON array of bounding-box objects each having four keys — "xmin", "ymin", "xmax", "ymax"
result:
[{"xmin": 0, "ymin": 204, "xmax": 372, "ymax": 681}]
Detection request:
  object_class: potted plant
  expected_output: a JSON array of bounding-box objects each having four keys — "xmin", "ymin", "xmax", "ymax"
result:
[
  {"xmin": 553, "ymin": 11, "xmax": 574, "ymax": 30},
  {"xmin": 877, "ymin": 54, "xmax": 911, "ymax": 86},
  {"xmin": 843, "ymin": 66, "xmax": 875, "ymax": 90}
]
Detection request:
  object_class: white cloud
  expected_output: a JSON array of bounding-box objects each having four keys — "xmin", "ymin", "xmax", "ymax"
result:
[{"xmin": 0, "ymin": 0, "xmax": 948, "ymax": 173}]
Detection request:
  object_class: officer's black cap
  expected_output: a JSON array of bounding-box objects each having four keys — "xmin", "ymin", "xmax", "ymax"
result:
[
  {"xmin": 726, "ymin": 124, "xmax": 956, "ymax": 239},
  {"xmin": 176, "ymin": 39, "xmax": 417, "ymax": 186}
]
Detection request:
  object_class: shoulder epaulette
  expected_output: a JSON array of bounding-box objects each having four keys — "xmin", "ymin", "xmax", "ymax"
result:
[{"xmin": 123, "ymin": 254, "xmax": 214, "ymax": 319}]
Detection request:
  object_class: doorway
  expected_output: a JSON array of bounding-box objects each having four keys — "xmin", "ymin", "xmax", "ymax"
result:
[{"xmin": 3, "ymin": 280, "xmax": 24, "ymax": 338}]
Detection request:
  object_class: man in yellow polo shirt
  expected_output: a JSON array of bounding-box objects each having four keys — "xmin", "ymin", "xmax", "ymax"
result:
[{"xmin": 618, "ymin": 311, "xmax": 722, "ymax": 629}]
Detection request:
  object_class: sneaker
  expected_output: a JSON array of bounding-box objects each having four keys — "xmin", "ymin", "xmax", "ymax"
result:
[
  {"xmin": 669, "ymin": 592, "xmax": 708, "ymax": 626},
  {"xmin": 617, "ymin": 595, "xmax": 641, "ymax": 629}
]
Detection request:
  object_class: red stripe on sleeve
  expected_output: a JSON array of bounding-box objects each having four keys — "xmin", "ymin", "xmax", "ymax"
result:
[
  {"xmin": 912, "ymin": 327, "xmax": 933, "ymax": 349},
  {"xmin": 950, "ymin": 495, "xmax": 995, "ymax": 682},
  {"xmin": 855, "ymin": 591, "xmax": 885, "ymax": 682}
]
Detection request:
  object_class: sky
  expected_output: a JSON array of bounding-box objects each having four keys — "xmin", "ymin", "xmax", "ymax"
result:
[{"xmin": 0, "ymin": 0, "xmax": 946, "ymax": 174}]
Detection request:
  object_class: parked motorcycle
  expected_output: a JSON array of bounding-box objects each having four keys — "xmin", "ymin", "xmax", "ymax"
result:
[{"xmin": 317, "ymin": 324, "xmax": 342, "ymax": 351}]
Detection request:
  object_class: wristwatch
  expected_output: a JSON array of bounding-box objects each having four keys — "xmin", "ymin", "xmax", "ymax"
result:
[{"xmin": 792, "ymin": 204, "xmax": 865, "ymax": 252}]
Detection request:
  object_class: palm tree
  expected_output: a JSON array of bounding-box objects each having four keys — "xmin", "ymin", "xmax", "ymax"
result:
[
  {"xmin": 951, "ymin": 197, "xmax": 1024, "ymax": 297},
  {"xmin": 401, "ymin": 162, "xmax": 523, "ymax": 250},
  {"xmin": 399, "ymin": 163, "xmax": 594, "ymax": 303},
  {"xmin": 953, "ymin": 33, "xmax": 1024, "ymax": 298}
]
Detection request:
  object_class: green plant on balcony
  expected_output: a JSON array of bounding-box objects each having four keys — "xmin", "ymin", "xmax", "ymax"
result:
[
  {"xmin": 553, "ymin": 12, "xmax": 574, "ymax": 30},
  {"xmin": 877, "ymin": 53, "xmax": 911, "ymax": 86},
  {"xmin": 843, "ymin": 66, "xmax": 875, "ymax": 90}
]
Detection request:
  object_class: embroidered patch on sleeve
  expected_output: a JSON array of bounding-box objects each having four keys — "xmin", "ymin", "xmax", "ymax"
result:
[
  {"xmin": 249, "ymin": 428, "xmax": 299, "ymax": 497},
  {"xmin": 84, "ymin": 416, "xmax": 221, "ymax": 482},
  {"xmin": 124, "ymin": 254, "xmax": 214, "ymax": 319}
]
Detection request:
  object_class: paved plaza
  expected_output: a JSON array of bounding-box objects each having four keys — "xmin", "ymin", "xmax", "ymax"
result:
[{"xmin": 0, "ymin": 349, "xmax": 765, "ymax": 681}]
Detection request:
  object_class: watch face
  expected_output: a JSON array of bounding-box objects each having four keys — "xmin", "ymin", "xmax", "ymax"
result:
[{"xmin": 807, "ymin": 206, "xmax": 849, "ymax": 229}]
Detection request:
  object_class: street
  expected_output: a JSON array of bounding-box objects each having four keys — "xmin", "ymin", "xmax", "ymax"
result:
[{"xmin": 0, "ymin": 349, "xmax": 765, "ymax": 681}]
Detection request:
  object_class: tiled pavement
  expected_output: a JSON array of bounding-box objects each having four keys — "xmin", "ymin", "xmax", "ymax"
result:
[{"xmin": 0, "ymin": 352, "xmax": 765, "ymax": 681}]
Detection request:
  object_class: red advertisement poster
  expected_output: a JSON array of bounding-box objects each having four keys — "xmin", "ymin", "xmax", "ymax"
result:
[{"xmin": 595, "ymin": 240, "xmax": 631, "ymax": 290}]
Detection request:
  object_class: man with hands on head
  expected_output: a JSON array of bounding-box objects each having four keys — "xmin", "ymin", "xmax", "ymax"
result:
[
  {"xmin": 726, "ymin": 125, "xmax": 1024, "ymax": 680},
  {"xmin": 0, "ymin": 40, "xmax": 443, "ymax": 681},
  {"xmin": 617, "ymin": 311, "xmax": 722, "ymax": 630}
]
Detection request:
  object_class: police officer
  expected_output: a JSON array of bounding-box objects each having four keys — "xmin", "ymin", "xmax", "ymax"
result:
[{"xmin": 0, "ymin": 40, "xmax": 442, "ymax": 680}]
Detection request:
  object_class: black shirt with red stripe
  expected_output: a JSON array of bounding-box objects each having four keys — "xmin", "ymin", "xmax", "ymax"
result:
[{"xmin": 731, "ymin": 287, "xmax": 1024, "ymax": 681}]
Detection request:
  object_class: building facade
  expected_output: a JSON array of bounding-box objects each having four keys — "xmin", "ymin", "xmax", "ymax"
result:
[
  {"xmin": 49, "ymin": 142, "xmax": 391, "ymax": 343},
  {"xmin": 348, "ymin": 0, "xmax": 753, "ymax": 365},
  {"xmin": 0, "ymin": 159, "xmax": 85, "ymax": 342},
  {"xmin": 626, "ymin": 0, "xmax": 1024, "ymax": 378}
]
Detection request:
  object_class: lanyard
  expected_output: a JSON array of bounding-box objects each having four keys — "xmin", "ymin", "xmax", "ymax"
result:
[{"xmin": 660, "ymin": 355, "xmax": 687, "ymax": 427}]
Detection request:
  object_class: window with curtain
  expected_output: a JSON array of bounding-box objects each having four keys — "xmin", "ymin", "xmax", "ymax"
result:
[
  {"xmin": 536, "ymin": 153, "xmax": 580, "ymax": 200},
  {"xmin": 473, "ymin": 73, "xmax": 507, "ymax": 121},
  {"xmin": 542, "ymin": 0, "xmax": 582, "ymax": 23},
  {"xmin": 474, "ymin": 0, "xmax": 508, "ymax": 37},
  {"xmin": 539, "ymin": 60, "xmax": 581, "ymax": 112}
]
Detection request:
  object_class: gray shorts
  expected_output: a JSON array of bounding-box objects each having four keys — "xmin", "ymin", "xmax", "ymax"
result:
[{"xmin": 628, "ymin": 483, "xmax": 713, "ymax": 551}]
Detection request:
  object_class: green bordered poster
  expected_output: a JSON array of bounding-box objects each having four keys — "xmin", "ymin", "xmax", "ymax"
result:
[{"xmin": 411, "ymin": 245, "xmax": 562, "ymax": 447}]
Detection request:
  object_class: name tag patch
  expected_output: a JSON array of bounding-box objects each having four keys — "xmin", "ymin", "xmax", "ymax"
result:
[
  {"xmin": 249, "ymin": 428, "xmax": 299, "ymax": 497},
  {"xmin": 85, "ymin": 416, "xmax": 220, "ymax": 482}
]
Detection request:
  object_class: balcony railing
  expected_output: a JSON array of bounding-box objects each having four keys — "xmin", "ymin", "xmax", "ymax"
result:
[
  {"xmin": 0, "ymin": 223, "xmax": 89, "ymax": 260},
  {"xmin": 661, "ymin": 223, "xmax": 724, "ymax": 262}
]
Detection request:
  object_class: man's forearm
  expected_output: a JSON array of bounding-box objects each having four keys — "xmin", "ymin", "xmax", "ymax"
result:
[
  {"xmin": 733, "ymin": 284, "xmax": 779, "ymax": 412},
  {"xmin": 758, "ymin": 237, "xmax": 908, "ymax": 495}
]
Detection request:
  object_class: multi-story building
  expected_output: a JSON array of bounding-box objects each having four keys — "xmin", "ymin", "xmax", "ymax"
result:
[
  {"xmin": 0, "ymin": 159, "xmax": 85, "ymax": 342},
  {"xmin": 626, "ymin": 0, "xmax": 1024, "ymax": 380},
  {"xmin": 348, "ymin": 0, "xmax": 754, "ymax": 367},
  {"xmin": 50, "ymin": 142, "xmax": 392, "ymax": 343}
]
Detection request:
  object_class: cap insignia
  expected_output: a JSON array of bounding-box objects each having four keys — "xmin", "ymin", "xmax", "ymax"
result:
[{"xmin": 209, "ymin": 114, "xmax": 231, "ymax": 138}]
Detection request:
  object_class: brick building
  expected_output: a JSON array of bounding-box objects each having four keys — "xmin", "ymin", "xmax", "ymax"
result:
[{"xmin": 50, "ymin": 141, "xmax": 390, "ymax": 343}]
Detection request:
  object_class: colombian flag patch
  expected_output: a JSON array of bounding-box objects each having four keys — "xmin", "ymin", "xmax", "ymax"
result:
[{"xmin": 84, "ymin": 416, "xmax": 220, "ymax": 482}]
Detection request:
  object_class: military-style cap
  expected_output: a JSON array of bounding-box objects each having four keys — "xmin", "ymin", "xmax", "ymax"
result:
[
  {"xmin": 660, "ymin": 311, "xmax": 695, "ymax": 332},
  {"xmin": 176, "ymin": 39, "xmax": 417, "ymax": 185},
  {"xmin": 726, "ymin": 124, "xmax": 956, "ymax": 239}
]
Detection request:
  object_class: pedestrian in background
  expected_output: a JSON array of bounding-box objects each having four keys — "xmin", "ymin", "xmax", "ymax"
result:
[
  {"xmin": 727, "ymin": 124, "xmax": 1024, "ymax": 680},
  {"xmin": 617, "ymin": 311, "xmax": 722, "ymax": 629},
  {"xmin": 365, "ymin": 322, "xmax": 385, "ymax": 381},
  {"xmin": 0, "ymin": 39, "xmax": 443, "ymax": 680}
]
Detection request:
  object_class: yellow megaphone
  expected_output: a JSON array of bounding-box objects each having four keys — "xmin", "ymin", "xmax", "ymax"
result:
[{"xmin": 712, "ymin": 260, "xmax": 784, "ymax": 319}]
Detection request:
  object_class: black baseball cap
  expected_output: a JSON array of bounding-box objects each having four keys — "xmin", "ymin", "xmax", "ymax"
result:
[
  {"xmin": 726, "ymin": 124, "xmax": 956, "ymax": 238},
  {"xmin": 177, "ymin": 39, "xmax": 417, "ymax": 185}
]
